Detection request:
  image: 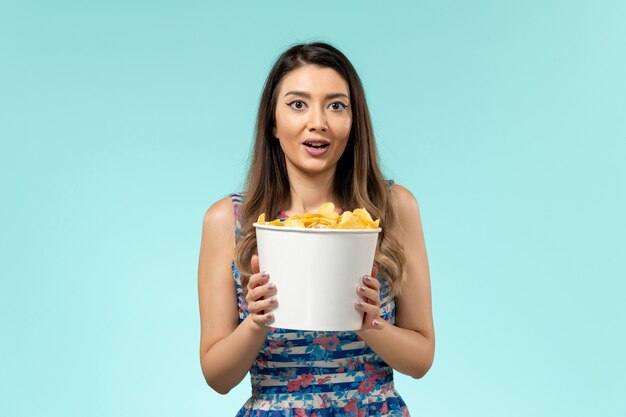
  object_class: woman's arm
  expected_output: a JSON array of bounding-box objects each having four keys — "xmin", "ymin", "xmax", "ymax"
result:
[
  {"xmin": 197, "ymin": 197, "xmax": 276, "ymax": 394},
  {"xmin": 355, "ymin": 184, "xmax": 435, "ymax": 378}
]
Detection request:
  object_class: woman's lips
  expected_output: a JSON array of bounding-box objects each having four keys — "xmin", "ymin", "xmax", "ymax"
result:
[{"xmin": 302, "ymin": 142, "xmax": 330, "ymax": 157}]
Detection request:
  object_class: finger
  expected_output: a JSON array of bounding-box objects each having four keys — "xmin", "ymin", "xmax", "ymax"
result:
[
  {"xmin": 247, "ymin": 281, "xmax": 277, "ymax": 302},
  {"xmin": 248, "ymin": 296, "xmax": 277, "ymax": 314},
  {"xmin": 251, "ymin": 312, "xmax": 275, "ymax": 326},
  {"xmin": 371, "ymin": 319, "xmax": 385, "ymax": 330},
  {"xmin": 354, "ymin": 299, "xmax": 381, "ymax": 316},
  {"xmin": 251, "ymin": 254, "xmax": 260, "ymax": 274},
  {"xmin": 248, "ymin": 297, "xmax": 278, "ymax": 315},
  {"xmin": 356, "ymin": 285, "xmax": 380, "ymax": 306},
  {"xmin": 361, "ymin": 274, "xmax": 380, "ymax": 290},
  {"xmin": 248, "ymin": 271, "xmax": 269, "ymax": 290},
  {"xmin": 370, "ymin": 264, "xmax": 379, "ymax": 278}
]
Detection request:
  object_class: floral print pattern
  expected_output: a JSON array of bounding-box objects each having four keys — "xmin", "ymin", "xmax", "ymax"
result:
[{"xmin": 229, "ymin": 190, "xmax": 409, "ymax": 416}]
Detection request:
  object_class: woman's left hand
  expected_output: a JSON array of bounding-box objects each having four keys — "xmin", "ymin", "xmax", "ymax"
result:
[{"xmin": 355, "ymin": 264, "xmax": 384, "ymax": 330}]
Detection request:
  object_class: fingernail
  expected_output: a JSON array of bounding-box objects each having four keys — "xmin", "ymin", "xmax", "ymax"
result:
[
  {"xmin": 359, "ymin": 286, "xmax": 366, "ymax": 293},
  {"xmin": 261, "ymin": 271, "xmax": 269, "ymax": 278},
  {"xmin": 266, "ymin": 313, "xmax": 274, "ymax": 320},
  {"xmin": 372, "ymin": 320, "xmax": 383, "ymax": 329},
  {"xmin": 268, "ymin": 282, "xmax": 275, "ymax": 290},
  {"xmin": 355, "ymin": 300, "xmax": 364, "ymax": 308},
  {"xmin": 269, "ymin": 297, "xmax": 277, "ymax": 304},
  {"xmin": 363, "ymin": 275, "xmax": 371, "ymax": 283}
]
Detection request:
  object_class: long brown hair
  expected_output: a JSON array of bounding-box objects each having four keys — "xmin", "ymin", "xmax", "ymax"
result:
[{"xmin": 235, "ymin": 42, "xmax": 406, "ymax": 295}]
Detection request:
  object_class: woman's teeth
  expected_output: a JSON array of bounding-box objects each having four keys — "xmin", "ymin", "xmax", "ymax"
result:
[{"xmin": 304, "ymin": 143, "xmax": 329, "ymax": 149}]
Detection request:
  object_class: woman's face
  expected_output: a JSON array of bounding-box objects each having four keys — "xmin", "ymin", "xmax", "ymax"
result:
[{"xmin": 273, "ymin": 65, "xmax": 352, "ymax": 178}]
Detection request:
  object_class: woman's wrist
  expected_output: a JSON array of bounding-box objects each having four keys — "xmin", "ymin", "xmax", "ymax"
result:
[{"xmin": 243, "ymin": 314, "xmax": 272, "ymax": 337}]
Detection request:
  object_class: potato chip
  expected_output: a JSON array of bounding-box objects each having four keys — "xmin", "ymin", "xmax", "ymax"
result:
[
  {"xmin": 353, "ymin": 208, "xmax": 374, "ymax": 223},
  {"xmin": 256, "ymin": 203, "xmax": 381, "ymax": 230},
  {"xmin": 284, "ymin": 218, "xmax": 305, "ymax": 228},
  {"xmin": 319, "ymin": 202, "xmax": 340, "ymax": 220}
]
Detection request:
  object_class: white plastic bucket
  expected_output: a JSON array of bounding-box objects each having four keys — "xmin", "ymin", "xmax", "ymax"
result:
[{"xmin": 254, "ymin": 223, "xmax": 381, "ymax": 331}]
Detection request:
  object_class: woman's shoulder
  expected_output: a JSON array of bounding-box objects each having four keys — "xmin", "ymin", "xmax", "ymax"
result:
[
  {"xmin": 202, "ymin": 195, "xmax": 240, "ymax": 230},
  {"xmin": 388, "ymin": 182, "xmax": 421, "ymax": 220},
  {"xmin": 203, "ymin": 197, "xmax": 232, "ymax": 225}
]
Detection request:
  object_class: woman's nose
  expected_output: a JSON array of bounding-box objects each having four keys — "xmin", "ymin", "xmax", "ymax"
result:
[{"xmin": 307, "ymin": 105, "xmax": 327, "ymax": 131}]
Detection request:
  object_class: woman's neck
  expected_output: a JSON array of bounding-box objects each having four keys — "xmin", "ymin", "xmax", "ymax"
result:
[{"xmin": 284, "ymin": 167, "xmax": 337, "ymax": 216}]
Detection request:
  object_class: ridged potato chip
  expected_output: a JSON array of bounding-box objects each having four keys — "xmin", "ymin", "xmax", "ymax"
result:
[{"xmin": 256, "ymin": 202, "xmax": 380, "ymax": 229}]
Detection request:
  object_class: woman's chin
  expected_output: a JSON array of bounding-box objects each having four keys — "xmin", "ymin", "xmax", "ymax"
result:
[
  {"xmin": 283, "ymin": 149, "xmax": 346, "ymax": 177},
  {"xmin": 293, "ymin": 161, "xmax": 336, "ymax": 177}
]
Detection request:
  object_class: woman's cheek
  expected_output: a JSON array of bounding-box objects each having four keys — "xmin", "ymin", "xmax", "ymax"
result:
[{"xmin": 341, "ymin": 115, "xmax": 352, "ymax": 134}]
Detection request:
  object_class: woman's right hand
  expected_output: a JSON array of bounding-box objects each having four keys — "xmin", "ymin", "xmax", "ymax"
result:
[{"xmin": 245, "ymin": 254, "xmax": 278, "ymax": 329}]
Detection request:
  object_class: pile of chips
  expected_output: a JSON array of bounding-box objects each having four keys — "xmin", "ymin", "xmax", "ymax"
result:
[{"xmin": 257, "ymin": 202, "xmax": 381, "ymax": 229}]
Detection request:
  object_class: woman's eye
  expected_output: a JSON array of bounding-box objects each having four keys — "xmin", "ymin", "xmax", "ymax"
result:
[
  {"xmin": 288, "ymin": 101, "xmax": 305, "ymax": 110},
  {"xmin": 330, "ymin": 102, "xmax": 348, "ymax": 111}
]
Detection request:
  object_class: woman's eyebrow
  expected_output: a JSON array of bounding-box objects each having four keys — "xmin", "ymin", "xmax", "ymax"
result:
[{"xmin": 284, "ymin": 91, "xmax": 349, "ymax": 100}]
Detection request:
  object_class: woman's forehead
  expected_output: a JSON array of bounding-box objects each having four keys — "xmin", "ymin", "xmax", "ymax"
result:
[{"xmin": 278, "ymin": 65, "xmax": 349, "ymax": 97}]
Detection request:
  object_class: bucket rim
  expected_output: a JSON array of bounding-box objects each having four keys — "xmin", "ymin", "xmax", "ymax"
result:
[{"xmin": 253, "ymin": 223, "xmax": 381, "ymax": 234}]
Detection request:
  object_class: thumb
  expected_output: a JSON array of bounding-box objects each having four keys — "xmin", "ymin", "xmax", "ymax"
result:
[
  {"xmin": 371, "ymin": 263, "xmax": 379, "ymax": 278},
  {"xmin": 251, "ymin": 254, "xmax": 260, "ymax": 274}
]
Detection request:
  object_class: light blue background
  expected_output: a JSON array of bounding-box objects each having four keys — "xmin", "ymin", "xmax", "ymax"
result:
[{"xmin": 1, "ymin": 1, "xmax": 625, "ymax": 416}]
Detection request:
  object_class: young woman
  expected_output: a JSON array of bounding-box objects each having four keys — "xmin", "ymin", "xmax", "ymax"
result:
[{"xmin": 198, "ymin": 42, "xmax": 435, "ymax": 416}]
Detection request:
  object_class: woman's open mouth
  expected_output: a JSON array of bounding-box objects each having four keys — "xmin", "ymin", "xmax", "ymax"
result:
[
  {"xmin": 304, "ymin": 142, "xmax": 329, "ymax": 149},
  {"xmin": 302, "ymin": 141, "xmax": 330, "ymax": 156}
]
